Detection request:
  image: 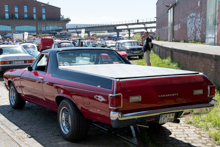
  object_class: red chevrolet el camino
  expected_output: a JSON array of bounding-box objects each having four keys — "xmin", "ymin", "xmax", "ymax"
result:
[{"xmin": 3, "ymin": 47, "xmax": 217, "ymax": 142}]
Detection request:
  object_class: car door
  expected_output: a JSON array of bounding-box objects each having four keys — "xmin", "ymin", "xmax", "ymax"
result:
[{"xmin": 20, "ymin": 53, "xmax": 48, "ymax": 106}]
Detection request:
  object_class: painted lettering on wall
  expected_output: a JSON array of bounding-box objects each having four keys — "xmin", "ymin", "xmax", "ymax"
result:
[{"xmin": 195, "ymin": 13, "xmax": 202, "ymax": 41}]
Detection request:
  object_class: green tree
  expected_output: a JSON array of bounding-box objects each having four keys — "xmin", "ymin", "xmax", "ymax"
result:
[{"xmin": 132, "ymin": 33, "xmax": 142, "ymax": 41}]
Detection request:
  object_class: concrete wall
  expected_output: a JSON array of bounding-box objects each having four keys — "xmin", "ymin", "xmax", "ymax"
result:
[
  {"xmin": 153, "ymin": 44, "xmax": 220, "ymax": 87},
  {"xmin": 156, "ymin": 0, "xmax": 207, "ymax": 42}
]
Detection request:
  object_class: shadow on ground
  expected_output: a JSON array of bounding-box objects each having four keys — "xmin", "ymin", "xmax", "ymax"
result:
[
  {"xmin": 0, "ymin": 102, "xmax": 197, "ymax": 147},
  {"xmin": 0, "ymin": 103, "xmax": 126, "ymax": 147}
]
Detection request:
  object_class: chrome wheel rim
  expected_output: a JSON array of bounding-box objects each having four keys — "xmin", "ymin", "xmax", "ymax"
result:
[
  {"xmin": 59, "ymin": 107, "xmax": 71, "ymax": 134},
  {"xmin": 9, "ymin": 86, "xmax": 16, "ymax": 105}
]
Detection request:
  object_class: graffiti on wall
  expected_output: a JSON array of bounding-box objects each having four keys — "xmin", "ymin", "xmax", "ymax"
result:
[
  {"xmin": 187, "ymin": 13, "xmax": 202, "ymax": 41},
  {"xmin": 187, "ymin": 13, "xmax": 196, "ymax": 41},
  {"xmin": 195, "ymin": 13, "xmax": 202, "ymax": 41}
]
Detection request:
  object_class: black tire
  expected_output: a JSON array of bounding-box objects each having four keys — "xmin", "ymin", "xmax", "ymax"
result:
[
  {"xmin": 9, "ymin": 83, "xmax": 25, "ymax": 109},
  {"xmin": 58, "ymin": 99, "xmax": 90, "ymax": 142},
  {"xmin": 139, "ymin": 55, "xmax": 143, "ymax": 59}
]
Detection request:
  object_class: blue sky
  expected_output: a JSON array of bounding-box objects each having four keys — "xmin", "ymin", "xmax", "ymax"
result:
[{"xmin": 38, "ymin": 0, "xmax": 157, "ymax": 24}]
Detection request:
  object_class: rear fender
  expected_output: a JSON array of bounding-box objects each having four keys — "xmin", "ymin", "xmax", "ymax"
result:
[{"xmin": 55, "ymin": 94, "xmax": 82, "ymax": 113}]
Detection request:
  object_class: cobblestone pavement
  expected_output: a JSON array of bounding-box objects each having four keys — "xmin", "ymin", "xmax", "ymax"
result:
[{"xmin": 0, "ymin": 75, "xmax": 218, "ymax": 147}]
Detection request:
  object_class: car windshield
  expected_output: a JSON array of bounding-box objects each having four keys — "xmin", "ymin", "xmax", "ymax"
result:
[
  {"xmin": 0, "ymin": 46, "xmax": 26, "ymax": 55},
  {"xmin": 57, "ymin": 50, "xmax": 124, "ymax": 67},
  {"xmin": 22, "ymin": 45, "xmax": 37, "ymax": 51},
  {"xmin": 122, "ymin": 42, "xmax": 139, "ymax": 46}
]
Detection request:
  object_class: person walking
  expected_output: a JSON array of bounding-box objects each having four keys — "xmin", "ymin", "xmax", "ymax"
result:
[{"xmin": 141, "ymin": 31, "xmax": 152, "ymax": 66}]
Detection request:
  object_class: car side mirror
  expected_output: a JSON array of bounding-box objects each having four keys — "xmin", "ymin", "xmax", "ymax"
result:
[
  {"xmin": 27, "ymin": 66, "xmax": 33, "ymax": 71},
  {"xmin": 0, "ymin": 48, "xmax": 3, "ymax": 55}
]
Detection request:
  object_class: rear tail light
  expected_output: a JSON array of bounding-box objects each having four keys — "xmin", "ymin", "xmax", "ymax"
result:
[
  {"xmin": 0, "ymin": 61, "xmax": 12, "ymax": 64},
  {"xmin": 208, "ymin": 85, "xmax": 215, "ymax": 97},
  {"xmin": 109, "ymin": 94, "xmax": 123, "ymax": 109},
  {"xmin": 25, "ymin": 60, "xmax": 34, "ymax": 63}
]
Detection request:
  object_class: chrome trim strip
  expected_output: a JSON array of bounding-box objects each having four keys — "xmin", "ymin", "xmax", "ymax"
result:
[
  {"xmin": 202, "ymin": 73, "xmax": 215, "ymax": 85},
  {"xmin": 111, "ymin": 100, "xmax": 217, "ymax": 120},
  {"xmin": 119, "ymin": 73, "xmax": 202, "ymax": 81},
  {"xmin": 113, "ymin": 80, "xmax": 117, "ymax": 94}
]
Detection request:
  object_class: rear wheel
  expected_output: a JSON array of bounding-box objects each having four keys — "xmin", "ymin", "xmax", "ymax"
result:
[
  {"xmin": 9, "ymin": 83, "xmax": 25, "ymax": 109},
  {"xmin": 58, "ymin": 99, "xmax": 90, "ymax": 142}
]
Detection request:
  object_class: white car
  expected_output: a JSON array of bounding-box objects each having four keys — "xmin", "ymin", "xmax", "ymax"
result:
[
  {"xmin": 0, "ymin": 45, "xmax": 35, "ymax": 72},
  {"xmin": 21, "ymin": 43, "xmax": 40, "ymax": 59}
]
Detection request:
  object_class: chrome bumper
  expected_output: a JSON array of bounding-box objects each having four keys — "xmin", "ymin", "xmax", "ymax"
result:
[{"xmin": 110, "ymin": 100, "xmax": 217, "ymax": 128}]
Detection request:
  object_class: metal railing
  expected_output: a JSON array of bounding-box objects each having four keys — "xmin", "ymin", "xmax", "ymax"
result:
[{"xmin": 66, "ymin": 18, "xmax": 156, "ymax": 29}]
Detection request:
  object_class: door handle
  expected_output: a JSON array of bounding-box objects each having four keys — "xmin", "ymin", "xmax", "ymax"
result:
[{"xmin": 38, "ymin": 77, "xmax": 44, "ymax": 80}]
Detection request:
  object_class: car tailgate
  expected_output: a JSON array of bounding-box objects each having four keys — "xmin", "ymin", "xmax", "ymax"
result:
[{"xmin": 117, "ymin": 74, "xmax": 214, "ymax": 113}]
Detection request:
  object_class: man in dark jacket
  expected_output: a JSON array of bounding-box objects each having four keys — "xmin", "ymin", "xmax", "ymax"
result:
[{"xmin": 141, "ymin": 31, "xmax": 152, "ymax": 66}]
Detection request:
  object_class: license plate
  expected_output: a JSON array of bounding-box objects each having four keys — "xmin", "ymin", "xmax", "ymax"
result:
[
  {"xmin": 133, "ymin": 51, "xmax": 140, "ymax": 53},
  {"xmin": 159, "ymin": 113, "xmax": 175, "ymax": 124},
  {"xmin": 13, "ymin": 61, "xmax": 24, "ymax": 64}
]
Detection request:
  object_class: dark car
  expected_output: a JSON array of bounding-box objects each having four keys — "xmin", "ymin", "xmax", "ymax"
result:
[{"xmin": 115, "ymin": 40, "xmax": 144, "ymax": 59}]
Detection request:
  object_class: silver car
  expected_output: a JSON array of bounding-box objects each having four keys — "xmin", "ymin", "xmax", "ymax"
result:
[
  {"xmin": 21, "ymin": 43, "xmax": 40, "ymax": 59},
  {"xmin": 0, "ymin": 45, "xmax": 35, "ymax": 72}
]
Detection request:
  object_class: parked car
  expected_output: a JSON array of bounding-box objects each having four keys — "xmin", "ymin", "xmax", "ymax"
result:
[
  {"xmin": 21, "ymin": 43, "xmax": 40, "ymax": 59},
  {"xmin": 3, "ymin": 47, "xmax": 217, "ymax": 142},
  {"xmin": 88, "ymin": 41, "xmax": 128, "ymax": 59},
  {"xmin": 102, "ymin": 41, "xmax": 116, "ymax": 48},
  {"xmin": 35, "ymin": 37, "xmax": 54, "ymax": 51},
  {"xmin": 115, "ymin": 40, "xmax": 144, "ymax": 59},
  {"xmin": 0, "ymin": 45, "xmax": 34, "ymax": 72},
  {"xmin": 51, "ymin": 40, "xmax": 74, "ymax": 49},
  {"xmin": 82, "ymin": 40, "xmax": 95, "ymax": 47}
]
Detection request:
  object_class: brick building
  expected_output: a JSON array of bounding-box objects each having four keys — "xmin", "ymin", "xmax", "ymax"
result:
[
  {"xmin": 156, "ymin": 0, "xmax": 220, "ymax": 45},
  {"xmin": 0, "ymin": 0, "xmax": 70, "ymax": 35}
]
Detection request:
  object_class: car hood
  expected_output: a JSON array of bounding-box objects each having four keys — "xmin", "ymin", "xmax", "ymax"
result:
[
  {"xmin": 60, "ymin": 64, "xmax": 199, "ymax": 79},
  {"xmin": 0, "ymin": 54, "xmax": 34, "ymax": 61}
]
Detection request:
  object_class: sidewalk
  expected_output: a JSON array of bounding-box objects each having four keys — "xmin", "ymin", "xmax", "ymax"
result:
[{"xmin": 153, "ymin": 40, "xmax": 220, "ymax": 56}]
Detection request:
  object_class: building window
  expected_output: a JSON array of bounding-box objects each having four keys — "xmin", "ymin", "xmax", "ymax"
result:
[
  {"xmin": 42, "ymin": 7, "xmax": 45, "ymax": 13},
  {"xmin": 0, "ymin": 25, "xmax": 11, "ymax": 31},
  {"xmin": 33, "ymin": 6, "xmax": 36, "ymax": 19},
  {"xmin": 33, "ymin": 6, "xmax": 36, "ymax": 13},
  {"xmin": 5, "ymin": 5, "xmax": 9, "ymax": 12},
  {"xmin": 24, "ymin": 14, "xmax": 28, "ymax": 18},
  {"xmin": 15, "ymin": 5, "xmax": 19, "ymax": 19},
  {"xmin": 24, "ymin": 6, "xmax": 28, "ymax": 18},
  {"xmin": 42, "ymin": 6, "xmax": 46, "ymax": 20},
  {"xmin": 5, "ymin": 5, "xmax": 9, "ymax": 19},
  {"xmin": 42, "ymin": 14, "xmax": 45, "ymax": 20},
  {"xmin": 15, "ymin": 25, "xmax": 36, "ymax": 31}
]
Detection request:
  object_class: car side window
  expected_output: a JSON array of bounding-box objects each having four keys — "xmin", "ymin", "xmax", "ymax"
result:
[{"xmin": 32, "ymin": 54, "xmax": 48, "ymax": 72}]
